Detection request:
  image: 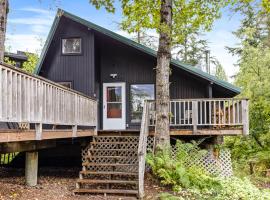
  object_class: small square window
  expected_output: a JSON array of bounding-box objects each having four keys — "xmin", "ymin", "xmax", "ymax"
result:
[{"xmin": 62, "ymin": 38, "xmax": 81, "ymax": 54}]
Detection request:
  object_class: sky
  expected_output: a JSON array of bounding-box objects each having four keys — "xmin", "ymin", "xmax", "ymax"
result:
[{"xmin": 6, "ymin": 0, "xmax": 242, "ymax": 82}]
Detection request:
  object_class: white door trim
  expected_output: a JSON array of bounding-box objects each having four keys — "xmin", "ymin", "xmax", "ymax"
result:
[{"xmin": 103, "ymin": 82, "xmax": 126, "ymax": 130}]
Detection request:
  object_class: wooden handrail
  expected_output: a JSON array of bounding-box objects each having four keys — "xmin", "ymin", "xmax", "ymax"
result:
[
  {"xmin": 138, "ymin": 101, "xmax": 150, "ymax": 199},
  {"xmin": 149, "ymin": 98, "xmax": 249, "ymax": 135},
  {"xmin": 0, "ymin": 63, "xmax": 97, "ymax": 139}
]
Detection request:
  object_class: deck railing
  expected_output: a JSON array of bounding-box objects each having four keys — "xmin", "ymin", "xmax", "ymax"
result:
[
  {"xmin": 149, "ymin": 98, "xmax": 249, "ymax": 135},
  {"xmin": 0, "ymin": 63, "xmax": 97, "ymax": 139}
]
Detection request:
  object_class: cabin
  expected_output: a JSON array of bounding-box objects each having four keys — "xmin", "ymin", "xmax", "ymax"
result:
[
  {"xmin": 35, "ymin": 10, "xmax": 246, "ymax": 134},
  {"xmin": 4, "ymin": 51, "xmax": 28, "ymax": 68},
  {"xmin": 0, "ymin": 9, "xmax": 249, "ymax": 198}
]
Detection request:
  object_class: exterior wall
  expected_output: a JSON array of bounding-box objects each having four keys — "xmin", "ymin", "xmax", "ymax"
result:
[
  {"xmin": 95, "ymin": 34, "xmax": 208, "ymax": 129},
  {"xmin": 38, "ymin": 17, "xmax": 235, "ymax": 130},
  {"xmin": 39, "ymin": 16, "xmax": 95, "ymax": 97}
]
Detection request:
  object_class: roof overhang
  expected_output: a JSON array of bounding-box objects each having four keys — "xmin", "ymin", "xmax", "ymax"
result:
[{"xmin": 34, "ymin": 9, "xmax": 241, "ymax": 95}]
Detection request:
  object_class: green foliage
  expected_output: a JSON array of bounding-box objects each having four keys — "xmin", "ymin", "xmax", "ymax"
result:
[
  {"xmin": 90, "ymin": 1, "xmax": 229, "ymax": 45},
  {"xmin": 173, "ymin": 32, "xmax": 208, "ymax": 66},
  {"xmin": 147, "ymin": 141, "xmax": 221, "ymax": 192},
  {"xmin": 4, "ymin": 56, "xmax": 16, "ymax": 66},
  {"xmin": 159, "ymin": 192, "xmax": 184, "ymax": 200},
  {"xmin": 225, "ymin": 1, "xmax": 270, "ymax": 181},
  {"xmin": 4, "ymin": 52, "xmax": 38, "ymax": 74},
  {"xmin": 22, "ymin": 52, "xmax": 39, "ymax": 74},
  {"xmin": 212, "ymin": 60, "xmax": 228, "ymax": 81},
  {"xmin": 228, "ymin": 32, "xmax": 270, "ymax": 175},
  {"xmin": 148, "ymin": 141, "xmax": 270, "ymax": 200}
]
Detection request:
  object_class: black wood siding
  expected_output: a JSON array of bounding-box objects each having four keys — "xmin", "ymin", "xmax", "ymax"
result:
[
  {"xmin": 95, "ymin": 34, "xmax": 207, "ymax": 129},
  {"xmin": 40, "ymin": 16, "xmax": 95, "ymax": 97},
  {"xmin": 38, "ymin": 17, "xmax": 234, "ymax": 130}
]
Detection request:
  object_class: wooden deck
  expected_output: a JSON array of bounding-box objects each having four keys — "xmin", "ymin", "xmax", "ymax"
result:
[
  {"xmin": 0, "ymin": 63, "xmax": 248, "ymax": 145},
  {"xmin": 0, "ymin": 63, "xmax": 97, "ymax": 143},
  {"xmin": 0, "ymin": 129, "xmax": 96, "ymax": 143}
]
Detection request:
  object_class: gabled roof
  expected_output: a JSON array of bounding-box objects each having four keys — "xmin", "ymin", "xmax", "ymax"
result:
[{"xmin": 35, "ymin": 9, "xmax": 241, "ymax": 94}]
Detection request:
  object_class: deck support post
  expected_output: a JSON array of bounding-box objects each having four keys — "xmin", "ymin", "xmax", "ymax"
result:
[
  {"xmin": 35, "ymin": 123, "xmax": 42, "ymax": 140},
  {"xmin": 25, "ymin": 151, "xmax": 38, "ymax": 186},
  {"xmin": 192, "ymin": 101, "xmax": 198, "ymax": 133},
  {"xmin": 242, "ymin": 100, "xmax": 249, "ymax": 136},
  {"xmin": 206, "ymin": 136, "xmax": 223, "ymax": 159}
]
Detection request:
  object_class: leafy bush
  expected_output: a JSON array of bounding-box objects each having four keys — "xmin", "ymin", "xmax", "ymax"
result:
[
  {"xmin": 147, "ymin": 141, "xmax": 221, "ymax": 192},
  {"xmin": 147, "ymin": 141, "xmax": 270, "ymax": 200}
]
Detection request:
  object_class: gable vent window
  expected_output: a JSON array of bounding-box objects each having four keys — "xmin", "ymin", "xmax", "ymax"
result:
[{"xmin": 62, "ymin": 38, "xmax": 82, "ymax": 54}]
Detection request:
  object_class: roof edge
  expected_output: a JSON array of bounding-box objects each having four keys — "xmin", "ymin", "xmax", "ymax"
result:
[
  {"xmin": 35, "ymin": 9, "xmax": 241, "ymax": 94},
  {"xmin": 34, "ymin": 9, "xmax": 62, "ymax": 74}
]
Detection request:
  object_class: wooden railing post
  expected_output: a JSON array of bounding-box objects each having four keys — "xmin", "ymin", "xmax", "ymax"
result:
[
  {"xmin": 35, "ymin": 123, "xmax": 42, "ymax": 140},
  {"xmin": 138, "ymin": 101, "xmax": 149, "ymax": 199},
  {"xmin": 242, "ymin": 99, "xmax": 249, "ymax": 136},
  {"xmin": 192, "ymin": 101, "xmax": 198, "ymax": 134},
  {"xmin": 72, "ymin": 125, "xmax": 77, "ymax": 138}
]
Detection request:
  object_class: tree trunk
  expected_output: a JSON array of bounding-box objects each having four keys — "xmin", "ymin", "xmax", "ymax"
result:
[
  {"xmin": 155, "ymin": 0, "xmax": 172, "ymax": 148},
  {"xmin": 0, "ymin": 0, "xmax": 8, "ymax": 63}
]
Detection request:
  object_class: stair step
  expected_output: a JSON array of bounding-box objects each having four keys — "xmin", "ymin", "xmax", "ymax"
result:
[
  {"xmin": 77, "ymin": 179, "xmax": 137, "ymax": 184},
  {"xmin": 82, "ymin": 162, "xmax": 138, "ymax": 167},
  {"xmin": 80, "ymin": 171, "xmax": 138, "ymax": 176},
  {"xmin": 74, "ymin": 188, "xmax": 138, "ymax": 195}
]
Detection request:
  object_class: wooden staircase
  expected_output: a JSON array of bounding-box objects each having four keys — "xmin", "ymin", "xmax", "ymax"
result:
[{"xmin": 74, "ymin": 135, "xmax": 140, "ymax": 197}]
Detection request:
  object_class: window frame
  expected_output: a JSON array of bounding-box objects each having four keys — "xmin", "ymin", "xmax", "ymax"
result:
[
  {"xmin": 61, "ymin": 37, "xmax": 82, "ymax": 55},
  {"xmin": 130, "ymin": 83, "xmax": 155, "ymax": 124}
]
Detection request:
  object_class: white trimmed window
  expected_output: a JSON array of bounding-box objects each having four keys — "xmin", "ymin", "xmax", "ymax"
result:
[
  {"xmin": 62, "ymin": 38, "xmax": 82, "ymax": 54},
  {"xmin": 130, "ymin": 84, "xmax": 154, "ymax": 123}
]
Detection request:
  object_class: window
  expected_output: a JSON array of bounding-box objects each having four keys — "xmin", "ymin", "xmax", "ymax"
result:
[
  {"xmin": 130, "ymin": 84, "xmax": 154, "ymax": 123},
  {"xmin": 107, "ymin": 87, "xmax": 122, "ymax": 118},
  {"xmin": 62, "ymin": 38, "xmax": 81, "ymax": 54},
  {"xmin": 58, "ymin": 82, "xmax": 72, "ymax": 88}
]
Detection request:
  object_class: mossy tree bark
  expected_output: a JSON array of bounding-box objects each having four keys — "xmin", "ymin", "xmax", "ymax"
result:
[
  {"xmin": 155, "ymin": 0, "xmax": 172, "ymax": 148},
  {"xmin": 0, "ymin": 0, "xmax": 8, "ymax": 63}
]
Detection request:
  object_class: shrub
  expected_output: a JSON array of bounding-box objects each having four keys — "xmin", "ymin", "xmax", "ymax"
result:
[
  {"xmin": 147, "ymin": 141, "xmax": 221, "ymax": 192},
  {"xmin": 147, "ymin": 140, "xmax": 270, "ymax": 200}
]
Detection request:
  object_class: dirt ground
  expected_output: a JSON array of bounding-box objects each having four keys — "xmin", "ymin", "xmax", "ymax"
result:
[{"xmin": 0, "ymin": 167, "xmax": 168, "ymax": 200}]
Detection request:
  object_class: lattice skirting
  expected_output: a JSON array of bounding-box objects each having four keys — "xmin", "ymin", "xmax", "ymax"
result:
[
  {"xmin": 146, "ymin": 136, "xmax": 233, "ymax": 177},
  {"xmin": 81, "ymin": 136, "xmax": 233, "ymax": 177}
]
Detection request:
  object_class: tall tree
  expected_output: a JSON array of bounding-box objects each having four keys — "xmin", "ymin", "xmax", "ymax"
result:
[
  {"xmin": 0, "ymin": 0, "xmax": 8, "ymax": 63},
  {"xmin": 212, "ymin": 59, "xmax": 228, "ymax": 81},
  {"xmin": 173, "ymin": 32, "xmax": 208, "ymax": 67},
  {"xmin": 90, "ymin": 0, "xmax": 231, "ymax": 147}
]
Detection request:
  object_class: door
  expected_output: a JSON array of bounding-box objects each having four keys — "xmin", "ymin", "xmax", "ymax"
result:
[{"xmin": 103, "ymin": 83, "xmax": 126, "ymax": 130}]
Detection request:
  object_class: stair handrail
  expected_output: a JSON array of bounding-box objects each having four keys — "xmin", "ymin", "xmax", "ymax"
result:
[{"xmin": 138, "ymin": 100, "xmax": 150, "ymax": 199}]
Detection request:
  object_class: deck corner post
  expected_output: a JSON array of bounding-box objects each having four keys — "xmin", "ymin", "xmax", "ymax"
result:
[
  {"xmin": 25, "ymin": 151, "xmax": 38, "ymax": 186},
  {"xmin": 35, "ymin": 123, "xmax": 42, "ymax": 140},
  {"xmin": 242, "ymin": 100, "xmax": 249, "ymax": 136},
  {"xmin": 72, "ymin": 125, "xmax": 77, "ymax": 137},
  {"xmin": 192, "ymin": 101, "xmax": 198, "ymax": 133}
]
